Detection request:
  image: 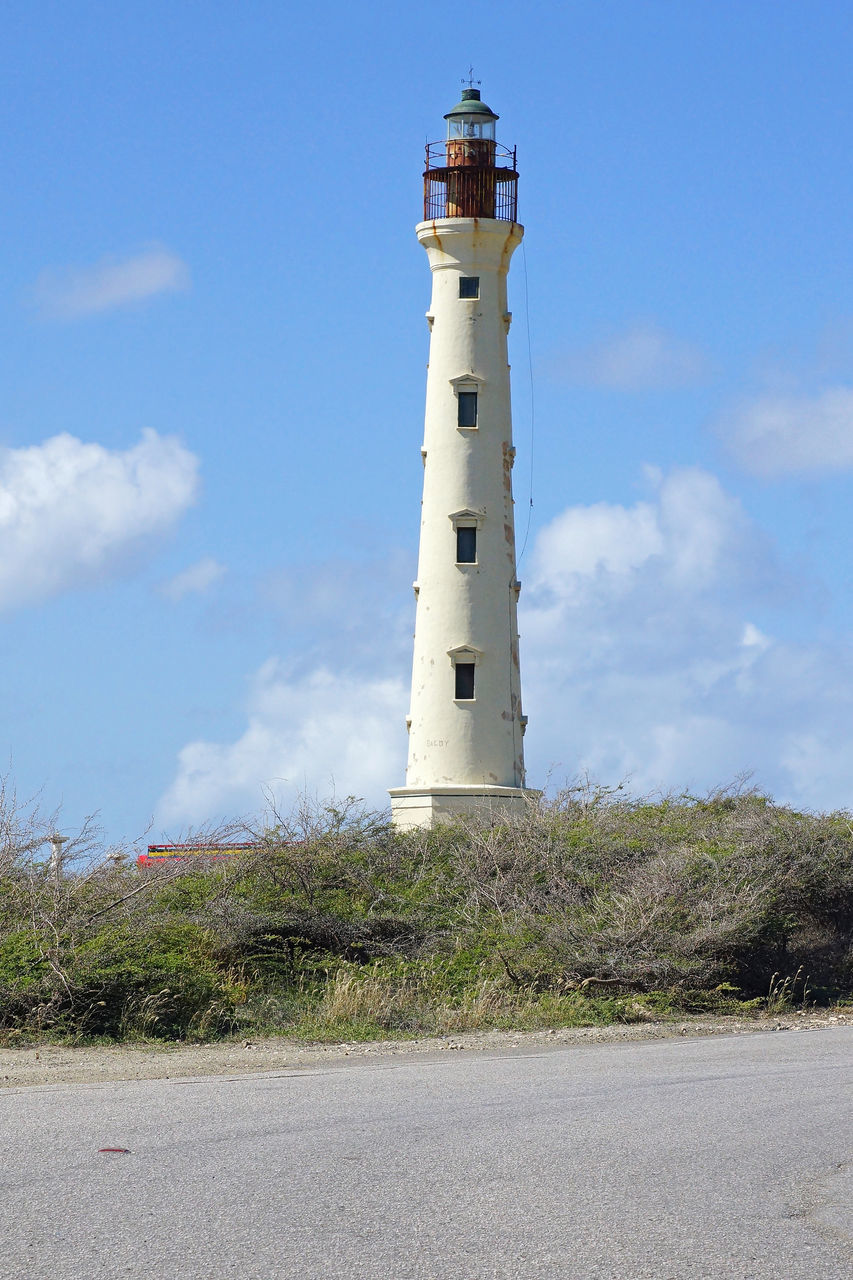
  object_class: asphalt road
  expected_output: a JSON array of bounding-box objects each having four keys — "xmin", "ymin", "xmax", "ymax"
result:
[{"xmin": 0, "ymin": 1028, "xmax": 850, "ymax": 1279}]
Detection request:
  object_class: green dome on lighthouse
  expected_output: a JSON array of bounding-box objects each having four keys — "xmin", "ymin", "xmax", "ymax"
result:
[{"xmin": 443, "ymin": 87, "xmax": 499, "ymax": 123}]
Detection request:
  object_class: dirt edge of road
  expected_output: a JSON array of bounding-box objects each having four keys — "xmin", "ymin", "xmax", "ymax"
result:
[{"xmin": 2, "ymin": 1010, "xmax": 852, "ymax": 1089}]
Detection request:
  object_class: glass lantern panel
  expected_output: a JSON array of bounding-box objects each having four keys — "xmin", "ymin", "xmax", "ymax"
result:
[{"xmin": 447, "ymin": 117, "xmax": 495, "ymax": 141}]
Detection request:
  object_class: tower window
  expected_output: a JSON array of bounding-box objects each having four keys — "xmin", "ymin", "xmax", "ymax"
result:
[
  {"xmin": 455, "ymin": 663, "xmax": 475, "ymax": 700},
  {"xmin": 456, "ymin": 526, "xmax": 477, "ymax": 563},
  {"xmin": 459, "ymin": 276, "xmax": 479, "ymax": 299},
  {"xmin": 457, "ymin": 391, "xmax": 478, "ymax": 429}
]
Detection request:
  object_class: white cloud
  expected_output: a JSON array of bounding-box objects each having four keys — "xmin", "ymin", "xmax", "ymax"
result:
[
  {"xmin": 527, "ymin": 467, "xmax": 756, "ymax": 606},
  {"xmin": 519, "ymin": 466, "xmax": 853, "ymax": 809},
  {"xmin": 0, "ymin": 428, "xmax": 199, "ymax": 610},
  {"xmin": 741, "ymin": 622, "xmax": 770, "ymax": 651},
  {"xmin": 533, "ymin": 500, "xmax": 663, "ymax": 586},
  {"xmin": 161, "ymin": 557, "xmax": 226, "ymax": 602},
  {"xmin": 157, "ymin": 464, "xmax": 853, "ymax": 825},
  {"xmin": 157, "ymin": 662, "xmax": 407, "ymax": 826},
  {"xmin": 33, "ymin": 245, "xmax": 190, "ymax": 319},
  {"xmin": 718, "ymin": 385, "xmax": 853, "ymax": 476},
  {"xmin": 558, "ymin": 323, "xmax": 709, "ymax": 391}
]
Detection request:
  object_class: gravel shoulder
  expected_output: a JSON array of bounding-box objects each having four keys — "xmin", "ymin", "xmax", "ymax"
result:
[{"xmin": 2, "ymin": 1009, "xmax": 852, "ymax": 1089}]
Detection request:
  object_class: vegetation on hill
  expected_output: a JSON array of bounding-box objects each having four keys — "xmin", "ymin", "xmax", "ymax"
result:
[{"xmin": 0, "ymin": 778, "xmax": 851, "ymax": 1043}]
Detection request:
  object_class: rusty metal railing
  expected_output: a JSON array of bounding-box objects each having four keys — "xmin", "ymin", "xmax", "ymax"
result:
[
  {"xmin": 425, "ymin": 141, "xmax": 517, "ymax": 172},
  {"xmin": 423, "ymin": 141, "xmax": 518, "ymax": 222}
]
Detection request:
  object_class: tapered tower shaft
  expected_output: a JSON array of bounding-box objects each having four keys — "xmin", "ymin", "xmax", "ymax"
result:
[{"xmin": 390, "ymin": 88, "xmax": 533, "ymax": 829}]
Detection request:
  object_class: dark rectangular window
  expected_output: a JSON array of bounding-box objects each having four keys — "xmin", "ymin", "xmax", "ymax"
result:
[
  {"xmin": 456, "ymin": 526, "xmax": 477, "ymax": 563},
  {"xmin": 455, "ymin": 663, "xmax": 475, "ymax": 700},
  {"xmin": 459, "ymin": 276, "xmax": 479, "ymax": 299},
  {"xmin": 458, "ymin": 391, "xmax": 478, "ymax": 428}
]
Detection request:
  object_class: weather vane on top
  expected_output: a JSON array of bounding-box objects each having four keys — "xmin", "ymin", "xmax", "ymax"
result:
[{"xmin": 463, "ymin": 66, "xmax": 481, "ymax": 89}]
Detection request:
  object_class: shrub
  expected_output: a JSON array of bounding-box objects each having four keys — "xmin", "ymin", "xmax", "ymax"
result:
[{"xmin": 0, "ymin": 781, "xmax": 851, "ymax": 1041}]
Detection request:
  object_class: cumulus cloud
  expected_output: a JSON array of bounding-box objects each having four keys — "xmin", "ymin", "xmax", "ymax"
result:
[
  {"xmin": 527, "ymin": 467, "xmax": 761, "ymax": 608},
  {"xmin": 519, "ymin": 466, "xmax": 852, "ymax": 808},
  {"xmin": 0, "ymin": 428, "xmax": 199, "ymax": 610},
  {"xmin": 718, "ymin": 385, "xmax": 853, "ymax": 476},
  {"xmin": 33, "ymin": 245, "xmax": 190, "ymax": 319},
  {"xmin": 161, "ymin": 557, "xmax": 226, "ymax": 602},
  {"xmin": 557, "ymin": 323, "xmax": 709, "ymax": 391},
  {"xmin": 157, "ymin": 464, "xmax": 853, "ymax": 826},
  {"xmin": 157, "ymin": 662, "xmax": 407, "ymax": 826}
]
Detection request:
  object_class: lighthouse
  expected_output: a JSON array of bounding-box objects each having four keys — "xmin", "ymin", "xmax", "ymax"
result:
[{"xmin": 389, "ymin": 85, "xmax": 534, "ymax": 829}]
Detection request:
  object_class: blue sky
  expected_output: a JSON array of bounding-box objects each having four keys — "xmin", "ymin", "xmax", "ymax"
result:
[{"xmin": 4, "ymin": 0, "xmax": 853, "ymax": 846}]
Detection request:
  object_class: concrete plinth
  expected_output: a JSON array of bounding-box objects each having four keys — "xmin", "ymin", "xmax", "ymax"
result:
[{"xmin": 389, "ymin": 785, "xmax": 537, "ymax": 831}]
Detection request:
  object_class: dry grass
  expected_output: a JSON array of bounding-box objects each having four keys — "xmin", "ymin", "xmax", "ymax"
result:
[{"xmin": 0, "ymin": 778, "xmax": 851, "ymax": 1042}]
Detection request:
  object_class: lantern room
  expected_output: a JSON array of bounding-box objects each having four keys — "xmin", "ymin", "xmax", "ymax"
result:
[
  {"xmin": 445, "ymin": 89, "xmax": 497, "ymax": 172},
  {"xmin": 423, "ymin": 86, "xmax": 518, "ymax": 222},
  {"xmin": 446, "ymin": 88, "xmax": 497, "ymax": 139}
]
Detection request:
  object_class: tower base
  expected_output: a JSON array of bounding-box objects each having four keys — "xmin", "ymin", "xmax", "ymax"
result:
[{"xmin": 388, "ymin": 784, "xmax": 537, "ymax": 831}]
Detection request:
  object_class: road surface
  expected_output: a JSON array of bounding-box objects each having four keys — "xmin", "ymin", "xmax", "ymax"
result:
[{"xmin": 0, "ymin": 1028, "xmax": 850, "ymax": 1278}]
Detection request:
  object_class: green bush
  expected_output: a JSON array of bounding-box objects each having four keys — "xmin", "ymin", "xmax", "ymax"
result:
[{"xmin": 1, "ymin": 783, "xmax": 851, "ymax": 1042}]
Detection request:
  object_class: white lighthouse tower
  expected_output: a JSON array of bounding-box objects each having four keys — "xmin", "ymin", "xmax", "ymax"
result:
[{"xmin": 389, "ymin": 85, "xmax": 534, "ymax": 829}]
